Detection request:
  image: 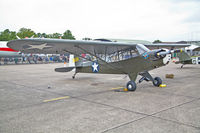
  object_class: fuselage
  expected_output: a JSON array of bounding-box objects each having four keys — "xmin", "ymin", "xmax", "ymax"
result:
[{"xmin": 76, "ymin": 54, "xmax": 170, "ymax": 75}]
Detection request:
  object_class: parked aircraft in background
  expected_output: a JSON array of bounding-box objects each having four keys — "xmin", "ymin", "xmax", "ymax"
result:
[
  {"xmin": 175, "ymin": 48, "xmax": 200, "ymax": 68},
  {"xmin": 0, "ymin": 41, "xmax": 21, "ymax": 57},
  {"xmin": 175, "ymin": 51, "xmax": 193, "ymax": 68},
  {"xmin": 8, "ymin": 38, "xmax": 189, "ymax": 91}
]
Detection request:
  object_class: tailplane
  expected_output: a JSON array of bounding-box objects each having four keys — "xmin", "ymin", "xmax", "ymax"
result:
[
  {"xmin": 55, "ymin": 54, "xmax": 85, "ymax": 73},
  {"xmin": 55, "ymin": 67, "xmax": 75, "ymax": 72}
]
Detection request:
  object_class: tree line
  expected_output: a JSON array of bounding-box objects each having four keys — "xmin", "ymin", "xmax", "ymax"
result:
[
  {"xmin": 0, "ymin": 28, "xmax": 163, "ymax": 43},
  {"xmin": 0, "ymin": 28, "xmax": 75, "ymax": 41}
]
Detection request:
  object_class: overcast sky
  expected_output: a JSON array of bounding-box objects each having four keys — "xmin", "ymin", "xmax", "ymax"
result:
[{"xmin": 0, "ymin": 0, "xmax": 200, "ymax": 41}]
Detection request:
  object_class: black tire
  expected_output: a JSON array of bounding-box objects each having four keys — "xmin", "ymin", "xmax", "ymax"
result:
[
  {"xmin": 126, "ymin": 81, "xmax": 137, "ymax": 91},
  {"xmin": 153, "ymin": 77, "xmax": 162, "ymax": 87},
  {"xmin": 181, "ymin": 65, "xmax": 184, "ymax": 68}
]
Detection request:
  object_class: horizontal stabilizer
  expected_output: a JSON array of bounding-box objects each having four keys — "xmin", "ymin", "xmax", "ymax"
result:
[{"xmin": 55, "ymin": 67, "xmax": 75, "ymax": 72}]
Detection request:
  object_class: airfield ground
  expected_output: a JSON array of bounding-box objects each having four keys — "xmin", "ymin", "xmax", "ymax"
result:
[{"xmin": 0, "ymin": 62, "xmax": 200, "ymax": 133}]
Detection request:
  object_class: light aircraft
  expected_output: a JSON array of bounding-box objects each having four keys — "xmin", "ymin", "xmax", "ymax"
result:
[
  {"xmin": 175, "ymin": 44, "xmax": 200, "ymax": 68},
  {"xmin": 0, "ymin": 41, "xmax": 48, "ymax": 64},
  {"xmin": 175, "ymin": 51, "xmax": 193, "ymax": 68},
  {"xmin": 0, "ymin": 41, "xmax": 21, "ymax": 57},
  {"xmin": 8, "ymin": 38, "xmax": 189, "ymax": 91}
]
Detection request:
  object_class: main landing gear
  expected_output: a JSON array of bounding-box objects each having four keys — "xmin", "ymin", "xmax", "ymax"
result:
[
  {"xmin": 126, "ymin": 81, "xmax": 137, "ymax": 91},
  {"xmin": 153, "ymin": 77, "xmax": 162, "ymax": 87},
  {"xmin": 72, "ymin": 73, "xmax": 77, "ymax": 79},
  {"xmin": 126, "ymin": 71, "xmax": 162, "ymax": 91},
  {"xmin": 181, "ymin": 64, "xmax": 184, "ymax": 68}
]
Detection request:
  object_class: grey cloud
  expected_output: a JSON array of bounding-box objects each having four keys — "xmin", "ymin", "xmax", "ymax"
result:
[
  {"xmin": 184, "ymin": 11, "xmax": 200, "ymax": 23},
  {"xmin": 166, "ymin": 0, "xmax": 200, "ymax": 23}
]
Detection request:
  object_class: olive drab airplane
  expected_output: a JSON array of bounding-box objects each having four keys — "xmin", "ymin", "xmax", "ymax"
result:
[
  {"xmin": 175, "ymin": 51, "xmax": 193, "ymax": 68},
  {"xmin": 8, "ymin": 38, "xmax": 189, "ymax": 91},
  {"xmin": 175, "ymin": 44, "xmax": 200, "ymax": 68}
]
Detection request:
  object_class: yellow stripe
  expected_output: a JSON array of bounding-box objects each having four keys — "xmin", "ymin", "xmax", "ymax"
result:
[
  {"xmin": 73, "ymin": 57, "xmax": 79, "ymax": 62},
  {"xmin": 43, "ymin": 96, "xmax": 70, "ymax": 102},
  {"xmin": 110, "ymin": 87, "xmax": 124, "ymax": 90}
]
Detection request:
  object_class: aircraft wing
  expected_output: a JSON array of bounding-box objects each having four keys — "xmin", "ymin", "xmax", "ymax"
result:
[
  {"xmin": 8, "ymin": 38, "xmax": 134, "ymax": 55},
  {"xmin": 193, "ymin": 47, "xmax": 200, "ymax": 51},
  {"xmin": 145, "ymin": 43, "xmax": 191, "ymax": 50},
  {"xmin": 7, "ymin": 38, "xmax": 190, "ymax": 55}
]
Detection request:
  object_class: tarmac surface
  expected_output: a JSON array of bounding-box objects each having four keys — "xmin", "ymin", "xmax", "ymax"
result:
[{"xmin": 0, "ymin": 62, "xmax": 200, "ymax": 133}]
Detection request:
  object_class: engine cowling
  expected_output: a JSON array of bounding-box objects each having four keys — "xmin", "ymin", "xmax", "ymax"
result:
[{"xmin": 154, "ymin": 49, "xmax": 171, "ymax": 64}]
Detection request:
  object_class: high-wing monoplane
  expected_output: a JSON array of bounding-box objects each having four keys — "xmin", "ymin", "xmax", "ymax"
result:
[
  {"xmin": 8, "ymin": 38, "xmax": 189, "ymax": 91},
  {"xmin": 175, "ymin": 51, "xmax": 193, "ymax": 68},
  {"xmin": 175, "ymin": 44, "xmax": 200, "ymax": 68}
]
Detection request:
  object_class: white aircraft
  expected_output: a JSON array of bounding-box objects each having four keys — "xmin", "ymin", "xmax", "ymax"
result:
[{"xmin": 0, "ymin": 41, "xmax": 21, "ymax": 57}]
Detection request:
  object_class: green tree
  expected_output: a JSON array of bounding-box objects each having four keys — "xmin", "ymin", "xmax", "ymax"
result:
[
  {"xmin": 0, "ymin": 29, "xmax": 17, "ymax": 41},
  {"xmin": 36, "ymin": 32, "xmax": 48, "ymax": 38},
  {"xmin": 62, "ymin": 30, "xmax": 75, "ymax": 40},
  {"xmin": 153, "ymin": 40, "xmax": 162, "ymax": 43},
  {"xmin": 36, "ymin": 33, "xmax": 42, "ymax": 38},
  {"xmin": 82, "ymin": 37, "xmax": 92, "ymax": 40},
  {"xmin": 47, "ymin": 33, "xmax": 62, "ymax": 39},
  {"xmin": 53, "ymin": 33, "xmax": 62, "ymax": 38},
  {"xmin": 17, "ymin": 28, "xmax": 36, "ymax": 38},
  {"xmin": 42, "ymin": 33, "xmax": 48, "ymax": 38}
]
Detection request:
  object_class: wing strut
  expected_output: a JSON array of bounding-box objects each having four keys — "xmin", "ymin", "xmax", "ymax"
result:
[{"xmin": 62, "ymin": 49, "xmax": 93, "ymax": 62}]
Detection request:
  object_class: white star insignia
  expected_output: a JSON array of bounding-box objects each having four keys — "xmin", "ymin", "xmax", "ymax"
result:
[
  {"xmin": 27, "ymin": 43, "xmax": 52, "ymax": 50},
  {"xmin": 92, "ymin": 62, "xmax": 99, "ymax": 72}
]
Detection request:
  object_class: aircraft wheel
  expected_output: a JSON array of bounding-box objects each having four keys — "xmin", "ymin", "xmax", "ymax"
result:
[
  {"xmin": 181, "ymin": 65, "xmax": 184, "ymax": 68},
  {"xmin": 153, "ymin": 77, "xmax": 162, "ymax": 87},
  {"xmin": 126, "ymin": 81, "xmax": 137, "ymax": 91}
]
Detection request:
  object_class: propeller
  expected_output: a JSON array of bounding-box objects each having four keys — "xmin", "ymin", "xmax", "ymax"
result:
[{"xmin": 135, "ymin": 44, "xmax": 184, "ymax": 59}]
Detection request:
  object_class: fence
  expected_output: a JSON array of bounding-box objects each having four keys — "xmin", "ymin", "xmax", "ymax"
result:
[{"xmin": 0, "ymin": 55, "xmax": 69, "ymax": 65}]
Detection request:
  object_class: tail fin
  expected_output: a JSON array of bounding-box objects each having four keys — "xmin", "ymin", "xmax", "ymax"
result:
[
  {"xmin": 177, "ymin": 51, "xmax": 191, "ymax": 62},
  {"xmin": 55, "ymin": 54, "xmax": 82, "ymax": 73},
  {"xmin": 69, "ymin": 54, "xmax": 84, "ymax": 67},
  {"xmin": 69, "ymin": 54, "xmax": 75, "ymax": 67}
]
